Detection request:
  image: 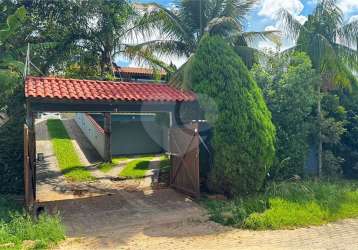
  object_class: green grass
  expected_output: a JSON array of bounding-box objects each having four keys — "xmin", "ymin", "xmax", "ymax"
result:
[
  {"xmin": 202, "ymin": 180, "xmax": 358, "ymax": 230},
  {"xmin": 47, "ymin": 119, "xmax": 94, "ymax": 182},
  {"xmin": 97, "ymin": 156, "xmax": 130, "ymax": 173},
  {"xmin": 97, "ymin": 162, "xmax": 117, "ymax": 173},
  {"xmin": 0, "ymin": 196, "xmax": 65, "ymax": 250},
  {"xmin": 119, "ymin": 156, "xmax": 154, "ymax": 178},
  {"xmin": 112, "ymin": 156, "xmax": 130, "ymax": 164}
]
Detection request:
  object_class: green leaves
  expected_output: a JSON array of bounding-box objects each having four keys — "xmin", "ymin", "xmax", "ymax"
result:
[
  {"xmin": 190, "ymin": 36, "xmax": 275, "ymax": 196},
  {"xmin": 252, "ymin": 52, "xmax": 318, "ymax": 178},
  {"xmin": 140, "ymin": 0, "xmax": 278, "ymax": 83},
  {"xmin": 0, "ymin": 6, "xmax": 27, "ymax": 44},
  {"xmin": 280, "ymin": 0, "xmax": 358, "ymax": 91}
]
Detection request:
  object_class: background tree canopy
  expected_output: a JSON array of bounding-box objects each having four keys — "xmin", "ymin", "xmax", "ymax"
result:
[{"xmin": 252, "ymin": 52, "xmax": 318, "ymax": 179}]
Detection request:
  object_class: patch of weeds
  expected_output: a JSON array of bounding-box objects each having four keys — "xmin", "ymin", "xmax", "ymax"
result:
[
  {"xmin": 0, "ymin": 196, "xmax": 65, "ymax": 249},
  {"xmin": 201, "ymin": 195, "xmax": 267, "ymax": 227},
  {"xmin": 202, "ymin": 180, "xmax": 358, "ymax": 230}
]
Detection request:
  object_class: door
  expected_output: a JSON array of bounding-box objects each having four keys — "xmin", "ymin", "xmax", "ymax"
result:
[{"xmin": 169, "ymin": 123, "xmax": 200, "ymax": 197}]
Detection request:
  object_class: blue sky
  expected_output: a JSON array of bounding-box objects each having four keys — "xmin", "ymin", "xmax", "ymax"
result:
[{"xmin": 119, "ymin": 0, "xmax": 358, "ymax": 66}]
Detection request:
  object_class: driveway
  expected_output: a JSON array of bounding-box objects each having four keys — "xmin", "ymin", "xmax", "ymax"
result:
[{"xmin": 49, "ymin": 186, "xmax": 358, "ymax": 250}]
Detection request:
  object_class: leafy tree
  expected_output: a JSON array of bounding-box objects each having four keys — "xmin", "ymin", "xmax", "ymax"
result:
[
  {"xmin": 0, "ymin": 7, "xmax": 27, "ymax": 194},
  {"xmin": 188, "ymin": 35, "xmax": 275, "ymax": 196},
  {"xmin": 339, "ymin": 87, "xmax": 358, "ymax": 178},
  {"xmin": 0, "ymin": 0, "xmax": 171, "ymax": 78},
  {"xmin": 138, "ymin": 0, "xmax": 279, "ymax": 88},
  {"xmin": 252, "ymin": 52, "xmax": 318, "ymax": 179},
  {"xmin": 279, "ymin": 0, "xmax": 358, "ymax": 176},
  {"xmin": 0, "ymin": 6, "xmax": 27, "ymax": 108}
]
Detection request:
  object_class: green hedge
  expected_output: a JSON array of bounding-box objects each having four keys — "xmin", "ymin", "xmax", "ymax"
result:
[{"xmin": 189, "ymin": 36, "xmax": 276, "ymax": 196}]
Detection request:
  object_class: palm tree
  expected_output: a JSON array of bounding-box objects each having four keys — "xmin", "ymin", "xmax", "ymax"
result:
[
  {"xmin": 134, "ymin": 0, "xmax": 280, "ymax": 88},
  {"xmin": 38, "ymin": 0, "xmax": 174, "ymax": 78},
  {"xmin": 279, "ymin": 0, "xmax": 358, "ymax": 177}
]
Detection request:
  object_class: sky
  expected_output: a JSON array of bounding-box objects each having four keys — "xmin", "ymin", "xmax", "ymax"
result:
[{"xmin": 118, "ymin": 0, "xmax": 358, "ymax": 67}]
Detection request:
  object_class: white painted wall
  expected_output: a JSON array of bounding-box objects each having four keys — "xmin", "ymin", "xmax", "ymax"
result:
[{"xmin": 75, "ymin": 113, "xmax": 105, "ymax": 159}]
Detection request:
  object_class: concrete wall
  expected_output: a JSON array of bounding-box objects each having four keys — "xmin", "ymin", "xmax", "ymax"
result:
[
  {"xmin": 76, "ymin": 113, "xmax": 169, "ymax": 156},
  {"xmin": 111, "ymin": 120, "xmax": 164, "ymax": 155},
  {"xmin": 75, "ymin": 113, "xmax": 106, "ymax": 159}
]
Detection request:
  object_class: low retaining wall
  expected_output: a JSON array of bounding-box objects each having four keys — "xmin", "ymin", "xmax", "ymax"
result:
[{"xmin": 75, "ymin": 113, "xmax": 106, "ymax": 159}]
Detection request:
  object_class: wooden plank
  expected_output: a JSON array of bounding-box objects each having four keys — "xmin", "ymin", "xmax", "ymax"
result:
[
  {"xmin": 104, "ymin": 112, "xmax": 112, "ymax": 162},
  {"xmin": 169, "ymin": 123, "xmax": 200, "ymax": 198},
  {"xmin": 24, "ymin": 125, "xmax": 30, "ymax": 207}
]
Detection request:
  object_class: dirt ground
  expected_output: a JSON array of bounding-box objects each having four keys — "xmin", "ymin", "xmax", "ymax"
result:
[{"xmin": 54, "ymin": 193, "xmax": 358, "ymax": 250}]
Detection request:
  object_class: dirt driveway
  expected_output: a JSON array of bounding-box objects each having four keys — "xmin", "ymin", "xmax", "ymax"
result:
[{"xmin": 52, "ymin": 187, "xmax": 358, "ymax": 250}]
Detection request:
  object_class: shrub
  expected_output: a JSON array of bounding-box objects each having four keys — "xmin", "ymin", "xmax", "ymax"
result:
[
  {"xmin": 189, "ymin": 36, "xmax": 276, "ymax": 196},
  {"xmin": 251, "ymin": 52, "xmax": 318, "ymax": 179}
]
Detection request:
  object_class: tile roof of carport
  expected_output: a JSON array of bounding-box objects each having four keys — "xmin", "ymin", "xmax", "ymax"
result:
[{"xmin": 25, "ymin": 76, "xmax": 196, "ymax": 103}]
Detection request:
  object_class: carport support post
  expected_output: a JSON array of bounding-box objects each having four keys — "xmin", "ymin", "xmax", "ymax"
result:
[
  {"xmin": 104, "ymin": 112, "xmax": 112, "ymax": 162},
  {"xmin": 25, "ymin": 101, "xmax": 36, "ymax": 209}
]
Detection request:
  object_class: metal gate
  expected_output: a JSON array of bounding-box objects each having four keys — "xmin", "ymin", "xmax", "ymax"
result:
[
  {"xmin": 24, "ymin": 124, "xmax": 36, "ymax": 209},
  {"xmin": 169, "ymin": 123, "xmax": 200, "ymax": 197}
]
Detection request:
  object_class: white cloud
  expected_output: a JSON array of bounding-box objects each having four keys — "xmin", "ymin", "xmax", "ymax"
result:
[
  {"xmin": 259, "ymin": 0, "xmax": 304, "ymax": 18},
  {"xmin": 338, "ymin": 0, "xmax": 358, "ymax": 14},
  {"xmin": 258, "ymin": 40, "xmax": 277, "ymax": 51},
  {"xmin": 296, "ymin": 15, "xmax": 308, "ymax": 24},
  {"xmin": 264, "ymin": 25, "xmax": 277, "ymax": 31},
  {"xmin": 128, "ymin": 54, "xmax": 187, "ymax": 68},
  {"xmin": 349, "ymin": 15, "xmax": 358, "ymax": 23},
  {"xmin": 259, "ymin": 0, "xmax": 307, "ymax": 31}
]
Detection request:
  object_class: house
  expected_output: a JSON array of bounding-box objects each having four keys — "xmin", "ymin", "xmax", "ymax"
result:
[
  {"xmin": 113, "ymin": 65, "xmax": 167, "ymax": 83},
  {"xmin": 73, "ymin": 67, "xmax": 172, "ymax": 157}
]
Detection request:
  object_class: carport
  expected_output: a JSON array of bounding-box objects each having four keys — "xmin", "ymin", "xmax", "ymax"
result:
[{"xmin": 24, "ymin": 76, "xmax": 201, "ymax": 210}]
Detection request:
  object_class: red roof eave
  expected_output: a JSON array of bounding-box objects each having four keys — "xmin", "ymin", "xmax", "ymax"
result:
[{"xmin": 25, "ymin": 76, "xmax": 196, "ymax": 103}]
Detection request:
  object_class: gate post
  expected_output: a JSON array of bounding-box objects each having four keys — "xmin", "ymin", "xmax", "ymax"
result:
[
  {"xmin": 24, "ymin": 101, "xmax": 36, "ymax": 210},
  {"xmin": 104, "ymin": 112, "xmax": 112, "ymax": 162}
]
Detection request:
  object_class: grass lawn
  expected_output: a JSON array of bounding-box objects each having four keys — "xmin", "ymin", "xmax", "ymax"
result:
[
  {"xmin": 202, "ymin": 180, "xmax": 358, "ymax": 230},
  {"xmin": 97, "ymin": 156, "xmax": 130, "ymax": 173},
  {"xmin": 0, "ymin": 196, "xmax": 65, "ymax": 250},
  {"xmin": 47, "ymin": 119, "xmax": 94, "ymax": 182},
  {"xmin": 119, "ymin": 155, "xmax": 155, "ymax": 178}
]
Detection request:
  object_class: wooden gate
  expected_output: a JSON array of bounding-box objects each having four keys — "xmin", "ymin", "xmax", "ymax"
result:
[
  {"xmin": 169, "ymin": 123, "xmax": 200, "ymax": 197},
  {"xmin": 24, "ymin": 124, "xmax": 36, "ymax": 209}
]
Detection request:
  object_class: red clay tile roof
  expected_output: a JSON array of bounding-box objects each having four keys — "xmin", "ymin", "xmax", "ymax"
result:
[
  {"xmin": 114, "ymin": 67, "xmax": 166, "ymax": 76},
  {"xmin": 25, "ymin": 76, "xmax": 196, "ymax": 103}
]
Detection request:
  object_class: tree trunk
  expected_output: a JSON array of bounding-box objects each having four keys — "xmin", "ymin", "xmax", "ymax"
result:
[
  {"xmin": 317, "ymin": 85, "xmax": 322, "ymax": 178},
  {"xmin": 100, "ymin": 49, "xmax": 112, "ymax": 77}
]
